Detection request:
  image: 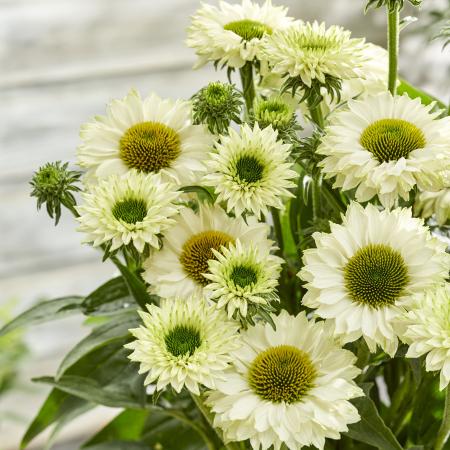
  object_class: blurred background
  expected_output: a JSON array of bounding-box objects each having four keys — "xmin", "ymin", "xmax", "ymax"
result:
[{"xmin": 0, "ymin": 0, "xmax": 449, "ymax": 448}]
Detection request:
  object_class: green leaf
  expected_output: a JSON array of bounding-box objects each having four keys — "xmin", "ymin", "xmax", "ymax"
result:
[
  {"xmin": 397, "ymin": 79, "xmax": 447, "ymax": 110},
  {"xmin": 345, "ymin": 384, "xmax": 403, "ymax": 450},
  {"xmin": 180, "ymin": 185, "xmax": 216, "ymax": 203},
  {"xmin": 82, "ymin": 277, "xmax": 135, "ymax": 316},
  {"xmin": 84, "ymin": 442, "xmax": 150, "ymax": 450},
  {"xmin": 56, "ymin": 311, "xmax": 139, "ymax": 379},
  {"xmin": 0, "ymin": 296, "xmax": 83, "ymax": 337}
]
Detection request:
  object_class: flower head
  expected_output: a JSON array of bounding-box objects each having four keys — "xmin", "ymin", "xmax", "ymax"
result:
[
  {"xmin": 298, "ymin": 202, "xmax": 449, "ymax": 356},
  {"xmin": 76, "ymin": 170, "xmax": 181, "ymax": 253},
  {"xmin": 319, "ymin": 92, "xmax": 450, "ymax": 208},
  {"xmin": 207, "ymin": 311, "xmax": 363, "ymax": 450},
  {"xmin": 415, "ymin": 173, "xmax": 450, "ymax": 226},
  {"xmin": 204, "ymin": 123, "xmax": 297, "ymax": 218},
  {"xmin": 186, "ymin": 0, "xmax": 294, "ymax": 69},
  {"xmin": 400, "ymin": 284, "xmax": 450, "ymax": 390},
  {"xmin": 77, "ymin": 90, "xmax": 212, "ymax": 185},
  {"xmin": 204, "ymin": 239, "xmax": 283, "ymax": 324},
  {"xmin": 126, "ymin": 297, "xmax": 240, "ymax": 394}
]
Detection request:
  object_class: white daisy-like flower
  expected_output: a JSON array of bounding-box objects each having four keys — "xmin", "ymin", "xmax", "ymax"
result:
[
  {"xmin": 206, "ymin": 311, "xmax": 363, "ymax": 450},
  {"xmin": 204, "ymin": 239, "xmax": 283, "ymax": 320},
  {"xmin": 125, "ymin": 296, "xmax": 240, "ymax": 394},
  {"xmin": 415, "ymin": 173, "xmax": 450, "ymax": 226},
  {"xmin": 143, "ymin": 204, "xmax": 271, "ymax": 298},
  {"xmin": 77, "ymin": 89, "xmax": 213, "ymax": 185},
  {"xmin": 204, "ymin": 123, "xmax": 297, "ymax": 218},
  {"xmin": 400, "ymin": 284, "xmax": 450, "ymax": 390},
  {"xmin": 298, "ymin": 202, "xmax": 449, "ymax": 356},
  {"xmin": 318, "ymin": 92, "xmax": 450, "ymax": 208},
  {"xmin": 186, "ymin": 0, "xmax": 294, "ymax": 69},
  {"xmin": 76, "ymin": 170, "xmax": 181, "ymax": 253},
  {"xmin": 261, "ymin": 21, "xmax": 367, "ymax": 88}
]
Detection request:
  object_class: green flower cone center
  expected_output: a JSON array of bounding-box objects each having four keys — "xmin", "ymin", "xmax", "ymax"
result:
[
  {"xmin": 255, "ymin": 99, "xmax": 293, "ymax": 129},
  {"xmin": 180, "ymin": 231, "xmax": 235, "ymax": 286},
  {"xmin": 119, "ymin": 121, "xmax": 181, "ymax": 173},
  {"xmin": 344, "ymin": 244, "xmax": 409, "ymax": 308},
  {"xmin": 249, "ymin": 345, "xmax": 316, "ymax": 404},
  {"xmin": 297, "ymin": 33, "xmax": 340, "ymax": 52},
  {"xmin": 360, "ymin": 118, "xmax": 426, "ymax": 163},
  {"xmin": 112, "ymin": 198, "xmax": 147, "ymax": 224},
  {"xmin": 231, "ymin": 264, "xmax": 258, "ymax": 288},
  {"xmin": 235, "ymin": 155, "xmax": 265, "ymax": 184},
  {"xmin": 164, "ymin": 324, "xmax": 201, "ymax": 357},
  {"xmin": 205, "ymin": 83, "xmax": 231, "ymax": 107},
  {"xmin": 224, "ymin": 19, "xmax": 272, "ymax": 41}
]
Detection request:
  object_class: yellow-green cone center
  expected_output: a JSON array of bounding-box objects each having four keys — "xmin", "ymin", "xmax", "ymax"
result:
[
  {"xmin": 235, "ymin": 155, "xmax": 265, "ymax": 184},
  {"xmin": 360, "ymin": 118, "xmax": 426, "ymax": 163},
  {"xmin": 119, "ymin": 121, "xmax": 181, "ymax": 173},
  {"xmin": 231, "ymin": 265, "xmax": 258, "ymax": 288},
  {"xmin": 344, "ymin": 244, "xmax": 409, "ymax": 308},
  {"xmin": 112, "ymin": 198, "xmax": 147, "ymax": 224},
  {"xmin": 249, "ymin": 345, "xmax": 316, "ymax": 404},
  {"xmin": 224, "ymin": 19, "xmax": 272, "ymax": 41},
  {"xmin": 180, "ymin": 231, "xmax": 235, "ymax": 286},
  {"xmin": 164, "ymin": 324, "xmax": 201, "ymax": 357}
]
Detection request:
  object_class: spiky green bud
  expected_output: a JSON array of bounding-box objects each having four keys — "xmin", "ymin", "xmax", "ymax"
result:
[
  {"xmin": 192, "ymin": 82, "xmax": 243, "ymax": 134},
  {"xmin": 365, "ymin": 0, "xmax": 422, "ymax": 13},
  {"xmin": 30, "ymin": 161, "xmax": 81, "ymax": 225}
]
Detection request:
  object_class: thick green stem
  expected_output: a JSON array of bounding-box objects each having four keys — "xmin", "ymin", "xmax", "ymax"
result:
[
  {"xmin": 387, "ymin": 7, "xmax": 399, "ymax": 95},
  {"xmin": 271, "ymin": 207, "xmax": 284, "ymax": 257},
  {"xmin": 434, "ymin": 386, "xmax": 450, "ymax": 450},
  {"xmin": 306, "ymin": 99, "xmax": 324, "ymax": 129},
  {"xmin": 239, "ymin": 62, "xmax": 255, "ymax": 117}
]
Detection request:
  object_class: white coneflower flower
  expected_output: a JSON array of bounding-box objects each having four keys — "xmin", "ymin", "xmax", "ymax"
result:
[
  {"xmin": 77, "ymin": 90, "xmax": 212, "ymax": 185},
  {"xmin": 207, "ymin": 311, "xmax": 363, "ymax": 450},
  {"xmin": 204, "ymin": 124, "xmax": 297, "ymax": 218},
  {"xmin": 400, "ymin": 284, "xmax": 450, "ymax": 390},
  {"xmin": 298, "ymin": 202, "xmax": 449, "ymax": 356},
  {"xmin": 143, "ymin": 204, "xmax": 272, "ymax": 298},
  {"xmin": 415, "ymin": 173, "xmax": 450, "ymax": 226},
  {"xmin": 76, "ymin": 170, "xmax": 181, "ymax": 253},
  {"xmin": 204, "ymin": 239, "xmax": 283, "ymax": 321},
  {"xmin": 186, "ymin": 0, "xmax": 294, "ymax": 69},
  {"xmin": 126, "ymin": 297, "xmax": 240, "ymax": 394},
  {"xmin": 261, "ymin": 21, "xmax": 367, "ymax": 88},
  {"xmin": 319, "ymin": 92, "xmax": 450, "ymax": 208}
]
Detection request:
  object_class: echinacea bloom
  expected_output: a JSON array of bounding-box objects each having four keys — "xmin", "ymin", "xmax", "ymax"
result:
[
  {"xmin": 77, "ymin": 90, "xmax": 212, "ymax": 185},
  {"xmin": 298, "ymin": 202, "xmax": 449, "ymax": 356},
  {"xmin": 207, "ymin": 311, "xmax": 363, "ymax": 450}
]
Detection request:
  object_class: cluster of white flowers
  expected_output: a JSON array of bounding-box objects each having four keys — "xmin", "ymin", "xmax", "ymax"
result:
[{"xmin": 68, "ymin": 1, "xmax": 450, "ymax": 449}]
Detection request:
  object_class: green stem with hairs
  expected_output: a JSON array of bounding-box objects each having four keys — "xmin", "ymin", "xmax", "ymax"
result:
[
  {"xmin": 434, "ymin": 386, "xmax": 450, "ymax": 450},
  {"xmin": 239, "ymin": 61, "xmax": 256, "ymax": 117},
  {"xmin": 387, "ymin": 7, "xmax": 399, "ymax": 95}
]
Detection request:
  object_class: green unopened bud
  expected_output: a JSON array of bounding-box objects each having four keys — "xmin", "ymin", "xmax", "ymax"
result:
[
  {"xmin": 30, "ymin": 161, "xmax": 81, "ymax": 225},
  {"xmin": 192, "ymin": 81, "xmax": 243, "ymax": 134},
  {"xmin": 365, "ymin": 0, "xmax": 421, "ymax": 13}
]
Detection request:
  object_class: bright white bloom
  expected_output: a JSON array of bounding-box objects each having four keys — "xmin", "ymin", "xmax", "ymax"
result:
[
  {"xmin": 298, "ymin": 202, "xmax": 449, "ymax": 356},
  {"xmin": 77, "ymin": 90, "xmax": 212, "ymax": 185},
  {"xmin": 143, "ymin": 204, "xmax": 271, "ymax": 298},
  {"xmin": 186, "ymin": 0, "xmax": 294, "ymax": 69},
  {"xmin": 207, "ymin": 311, "xmax": 363, "ymax": 450},
  {"xmin": 204, "ymin": 239, "xmax": 283, "ymax": 320},
  {"xmin": 204, "ymin": 124, "xmax": 297, "ymax": 218},
  {"xmin": 415, "ymin": 173, "xmax": 450, "ymax": 226},
  {"xmin": 126, "ymin": 297, "xmax": 240, "ymax": 394},
  {"xmin": 76, "ymin": 170, "xmax": 180, "ymax": 253},
  {"xmin": 400, "ymin": 284, "xmax": 450, "ymax": 390},
  {"xmin": 261, "ymin": 21, "xmax": 367, "ymax": 87},
  {"xmin": 319, "ymin": 92, "xmax": 450, "ymax": 208}
]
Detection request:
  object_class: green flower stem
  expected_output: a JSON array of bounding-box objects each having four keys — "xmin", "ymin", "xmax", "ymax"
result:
[
  {"xmin": 306, "ymin": 99, "xmax": 325, "ymax": 129},
  {"xmin": 434, "ymin": 386, "xmax": 450, "ymax": 450},
  {"xmin": 271, "ymin": 207, "xmax": 285, "ymax": 257},
  {"xmin": 239, "ymin": 61, "xmax": 256, "ymax": 118},
  {"xmin": 387, "ymin": 7, "xmax": 399, "ymax": 95}
]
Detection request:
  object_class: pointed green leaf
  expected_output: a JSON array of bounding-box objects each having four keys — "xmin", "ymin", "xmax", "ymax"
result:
[
  {"xmin": 397, "ymin": 79, "xmax": 446, "ymax": 110},
  {"xmin": 114, "ymin": 261, "xmax": 152, "ymax": 310}
]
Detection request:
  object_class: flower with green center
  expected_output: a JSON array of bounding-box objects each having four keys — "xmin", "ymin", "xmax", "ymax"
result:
[
  {"xmin": 186, "ymin": 0, "xmax": 294, "ymax": 69},
  {"xmin": 319, "ymin": 92, "xmax": 450, "ymax": 208},
  {"xmin": 30, "ymin": 161, "xmax": 81, "ymax": 225},
  {"xmin": 206, "ymin": 311, "xmax": 363, "ymax": 450},
  {"xmin": 415, "ymin": 174, "xmax": 450, "ymax": 226},
  {"xmin": 77, "ymin": 90, "xmax": 212, "ymax": 186},
  {"xmin": 400, "ymin": 284, "xmax": 450, "ymax": 390},
  {"xmin": 204, "ymin": 123, "xmax": 297, "ymax": 218},
  {"xmin": 204, "ymin": 240, "xmax": 283, "ymax": 323},
  {"xmin": 298, "ymin": 202, "xmax": 450, "ymax": 356},
  {"xmin": 76, "ymin": 170, "xmax": 181, "ymax": 253},
  {"xmin": 143, "ymin": 204, "xmax": 272, "ymax": 298},
  {"xmin": 192, "ymin": 82, "xmax": 243, "ymax": 134},
  {"xmin": 126, "ymin": 297, "xmax": 240, "ymax": 394}
]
